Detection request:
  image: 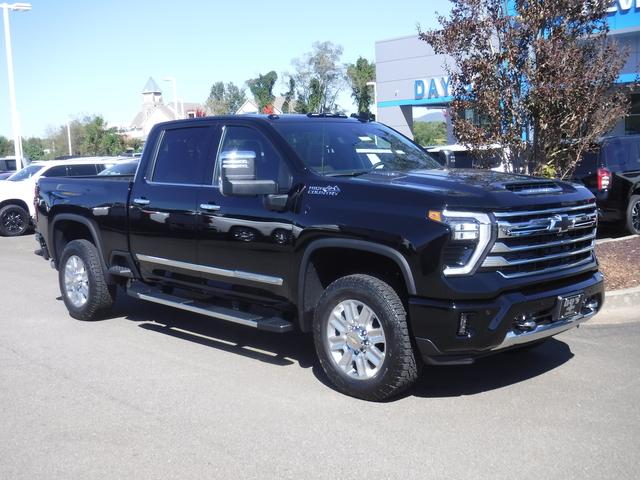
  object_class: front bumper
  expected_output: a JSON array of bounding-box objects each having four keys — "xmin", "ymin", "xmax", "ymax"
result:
[{"xmin": 410, "ymin": 271, "xmax": 604, "ymax": 365}]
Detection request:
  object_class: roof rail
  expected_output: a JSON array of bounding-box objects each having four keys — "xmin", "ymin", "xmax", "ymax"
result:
[{"xmin": 306, "ymin": 112, "xmax": 348, "ymax": 119}]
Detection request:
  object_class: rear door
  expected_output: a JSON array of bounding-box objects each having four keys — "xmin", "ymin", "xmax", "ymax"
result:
[{"xmin": 129, "ymin": 123, "xmax": 218, "ymax": 285}]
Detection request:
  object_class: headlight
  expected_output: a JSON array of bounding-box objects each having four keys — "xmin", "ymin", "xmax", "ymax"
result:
[{"xmin": 428, "ymin": 210, "xmax": 493, "ymax": 276}]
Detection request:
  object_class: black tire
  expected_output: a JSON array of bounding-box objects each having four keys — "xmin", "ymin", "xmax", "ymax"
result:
[
  {"xmin": 58, "ymin": 239, "xmax": 116, "ymax": 321},
  {"xmin": 313, "ymin": 274, "xmax": 421, "ymax": 401},
  {"xmin": 0, "ymin": 204, "xmax": 29, "ymax": 237},
  {"xmin": 626, "ymin": 195, "xmax": 640, "ymax": 235}
]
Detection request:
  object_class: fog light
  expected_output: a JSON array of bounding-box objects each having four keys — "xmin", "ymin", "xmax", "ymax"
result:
[
  {"xmin": 514, "ymin": 314, "xmax": 536, "ymax": 331},
  {"xmin": 583, "ymin": 296, "xmax": 600, "ymax": 314}
]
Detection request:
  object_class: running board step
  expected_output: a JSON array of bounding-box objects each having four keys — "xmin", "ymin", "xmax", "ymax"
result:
[
  {"xmin": 126, "ymin": 282, "xmax": 293, "ymax": 333},
  {"xmin": 108, "ymin": 265, "xmax": 134, "ymax": 278}
]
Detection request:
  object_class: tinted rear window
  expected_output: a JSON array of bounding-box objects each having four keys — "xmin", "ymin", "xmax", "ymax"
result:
[{"xmin": 574, "ymin": 150, "xmax": 600, "ymax": 175}]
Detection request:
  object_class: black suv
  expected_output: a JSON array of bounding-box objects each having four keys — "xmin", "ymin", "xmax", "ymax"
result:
[{"xmin": 572, "ymin": 135, "xmax": 640, "ymax": 234}]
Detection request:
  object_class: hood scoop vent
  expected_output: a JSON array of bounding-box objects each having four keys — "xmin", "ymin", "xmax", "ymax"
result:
[{"xmin": 503, "ymin": 181, "xmax": 562, "ymax": 195}]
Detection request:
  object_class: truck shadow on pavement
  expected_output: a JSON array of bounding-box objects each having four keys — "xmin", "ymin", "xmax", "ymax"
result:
[
  {"xmin": 408, "ymin": 339, "xmax": 573, "ymax": 398},
  {"xmin": 111, "ymin": 294, "xmax": 575, "ymax": 398},
  {"xmin": 113, "ymin": 294, "xmax": 317, "ymax": 369}
]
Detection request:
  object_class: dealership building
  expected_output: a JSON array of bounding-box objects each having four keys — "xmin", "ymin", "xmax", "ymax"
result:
[{"xmin": 375, "ymin": 2, "xmax": 640, "ymax": 142}]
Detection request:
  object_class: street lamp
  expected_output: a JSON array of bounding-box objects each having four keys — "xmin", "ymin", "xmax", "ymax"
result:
[
  {"xmin": 1, "ymin": 2, "xmax": 31, "ymax": 170},
  {"xmin": 366, "ymin": 81, "xmax": 377, "ymax": 119},
  {"xmin": 162, "ymin": 76, "xmax": 179, "ymax": 119}
]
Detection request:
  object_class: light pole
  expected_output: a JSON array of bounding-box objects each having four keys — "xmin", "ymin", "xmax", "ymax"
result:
[
  {"xmin": 366, "ymin": 81, "xmax": 377, "ymax": 119},
  {"xmin": 66, "ymin": 121, "xmax": 72, "ymax": 156},
  {"xmin": 163, "ymin": 76, "xmax": 179, "ymax": 119},
  {"xmin": 1, "ymin": 2, "xmax": 30, "ymax": 170}
]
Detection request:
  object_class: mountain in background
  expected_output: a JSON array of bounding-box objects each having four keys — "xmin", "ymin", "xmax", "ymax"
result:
[{"xmin": 414, "ymin": 110, "xmax": 446, "ymax": 123}]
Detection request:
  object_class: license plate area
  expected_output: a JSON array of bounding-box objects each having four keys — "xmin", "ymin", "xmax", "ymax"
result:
[{"xmin": 556, "ymin": 293, "xmax": 584, "ymax": 321}]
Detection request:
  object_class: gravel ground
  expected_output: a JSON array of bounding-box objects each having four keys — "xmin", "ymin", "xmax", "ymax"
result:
[{"xmin": 596, "ymin": 235, "xmax": 640, "ymax": 290}]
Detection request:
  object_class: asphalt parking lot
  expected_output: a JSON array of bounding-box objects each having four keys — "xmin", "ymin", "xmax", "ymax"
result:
[{"xmin": 1, "ymin": 234, "xmax": 639, "ymax": 479}]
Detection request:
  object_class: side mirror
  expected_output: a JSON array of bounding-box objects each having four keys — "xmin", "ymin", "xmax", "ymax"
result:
[
  {"xmin": 441, "ymin": 149, "xmax": 455, "ymax": 168},
  {"xmin": 220, "ymin": 150, "xmax": 278, "ymax": 196}
]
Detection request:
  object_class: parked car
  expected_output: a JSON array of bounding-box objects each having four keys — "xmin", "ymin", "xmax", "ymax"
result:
[
  {"xmin": 0, "ymin": 156, "xmax": 18, "ymax": 177},
  {"xmin": 571, "ymin": 135, "xmax": 640, "ymax": 234},
  {"xmin": 427, "ymin": 144, "xmax": 512, "ymax": 172},
  {"xmin": 98, "ymin": 160, "xmax": 139, "ymax": 176},
  {"xmin": 0, "ymin": 157, "xmax": 122, "ymax": 237},
  {"xmin": 34, "ymin": 115, "xmax": 603, "ymax": 401}
]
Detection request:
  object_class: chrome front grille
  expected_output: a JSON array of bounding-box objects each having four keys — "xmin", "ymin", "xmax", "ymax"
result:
[{"xmin": 481, "ymin": 202, "xmax": 597, "ymax": 278}]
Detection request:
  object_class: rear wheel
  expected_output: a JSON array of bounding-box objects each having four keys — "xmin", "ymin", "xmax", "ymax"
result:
[
  {"xmin": 59, "ymin": 239, "xmax": 116, "ymax": 320},
  {"xmin": 313, "ymin": 274, "xmax": 421, "ymax": 401},
  {"xmin": 0, "ymin": 204, "xmax": 29, "ymax": 237},
  {"xmin": 626, "ymin": 195, "xmax": 640, "ymax": 235}
]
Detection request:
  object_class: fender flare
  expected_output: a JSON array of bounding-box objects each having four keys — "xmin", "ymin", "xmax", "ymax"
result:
[
  {"xmin": 50, "ymin": 213, "xmax": 108, "ymax": 272},
  {"xmin": 296, "ymin": 238, "xmax": 417, "ymax": 331}
]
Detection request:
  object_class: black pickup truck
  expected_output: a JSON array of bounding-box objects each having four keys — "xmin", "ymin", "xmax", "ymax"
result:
[{"xmin": 35, "ymin": 115, "xmax": 604, "ymax": 400}]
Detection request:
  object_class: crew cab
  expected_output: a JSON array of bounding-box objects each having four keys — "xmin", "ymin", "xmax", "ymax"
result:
[
  {"xmin": 34, "ymin": 115, "xmax": 604, "ymax": 400},
  {"xmin": 0, "ymin": 157, "xmax": 123, "ymax": 237}
]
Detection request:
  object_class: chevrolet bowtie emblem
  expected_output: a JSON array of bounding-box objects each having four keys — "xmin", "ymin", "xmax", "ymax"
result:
[{"xmin": 549, "ymin": 214, "xmax": 575, "ymax": 232}]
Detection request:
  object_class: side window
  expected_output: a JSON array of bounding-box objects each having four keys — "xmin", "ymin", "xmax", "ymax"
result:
[
  {"xmin": 603, "ymin": 140, "xmax": 625, "ymax": 171},
  {"xmin": 152, "ymin": 126, "xmax": 211, "ymax": 184},
  {"xmin": 217, "ymin": 126, "xmax": 292, "ymax": 193},
  {"xmin": 42, "ymin": 165, "xmax": 69, "ymax": 177},
  {"xmin": 67, "ymin": 164, "xmax": 99, "ymax": 176},
  {"xmin": 628, "ymin": 142, "xmax": 640, "ymax": 170}
]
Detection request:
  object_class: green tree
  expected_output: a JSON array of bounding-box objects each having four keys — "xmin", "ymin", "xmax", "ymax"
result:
[
  {"xmin": 292, "ymin": 41, "xmax": 345, "ymax": 113},
  {"xmin": 23, "ymin": 137, "xmax": 45, "ymax": 161},
  {"xmin": 205, "ymin": 82, "xmax": 246, "ymax": 115},
  {"xmin": 346, "ymin": 57, "xmax": 376, "ymax": 115},
  {"xmin": 0, "ymin": 136, "xmax": 13, "ymax": 156},
  {"xmin": 422, "ymin": 0, "xmax": 631, "ymax": 177},
  {"xmin": 412, "ymin": 122, "xmax": 447, "ymax": 146},
  {"xmin": 247, "ymin": 71, "xmax": 278, "ymax": 112},
  {"xmin": 281, "ymin": 77, "xmax": 296, "ymax": 113}
]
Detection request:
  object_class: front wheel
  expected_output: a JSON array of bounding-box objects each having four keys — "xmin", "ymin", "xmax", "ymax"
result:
[
  {"xmin": 58, "ymin": 239, "xmax": 116, "ymax": 320},
  {"xmin": 0, "ymin": 204, "xmax": 29, "ymax": 237},
  {"xmin": 313, "ymin": 274, "xmax": 421, "ymax": 401},
  {"xmin": 626, "ymin": 195, "xmax": 640, "ymax": 235}
]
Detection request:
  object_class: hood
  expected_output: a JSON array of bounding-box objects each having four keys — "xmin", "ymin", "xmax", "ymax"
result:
[{"xmin": 349, "ymin": 168, "xmax": 592, "ymax": 210}]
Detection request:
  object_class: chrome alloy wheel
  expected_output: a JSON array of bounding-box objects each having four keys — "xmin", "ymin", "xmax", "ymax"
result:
[
  {"xmin": 632, "ymin": 200, "xmax": 640, "ymax": 232},
  {"xmin": 325, "ymin": 299, "xmax": 386, "ymax": 380},
  {"xmin": 64, "ymin": 255, "xmax": 89, "ymax": 308}
]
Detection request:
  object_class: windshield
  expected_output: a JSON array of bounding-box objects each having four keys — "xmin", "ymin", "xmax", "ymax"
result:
[
  {"xmin": 273, "ymin": 121, "xmax": 442, "ymax": 175},
  {"xmin": 7, "ymin": 164, "xmax": 44, "ymax": 181}
]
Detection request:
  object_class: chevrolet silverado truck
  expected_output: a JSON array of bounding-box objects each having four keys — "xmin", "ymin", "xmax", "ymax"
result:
[{"xmin": 34, "ymin": 115, "xmax": 604, "ymax": 401}]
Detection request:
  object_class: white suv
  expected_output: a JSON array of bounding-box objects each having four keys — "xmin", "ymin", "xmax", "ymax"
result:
[{"xmin": 0, "ymin": 157, "xmax": 123, "ymax": 236}]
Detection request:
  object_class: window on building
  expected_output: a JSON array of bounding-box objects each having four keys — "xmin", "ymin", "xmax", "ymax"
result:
[{"xmin": 625, "ymin": 94, "xmax": 640, "ymax": 135}]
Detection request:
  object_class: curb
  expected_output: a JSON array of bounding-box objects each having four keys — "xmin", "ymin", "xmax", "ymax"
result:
[
  {"xmin": 603, "ymin": 285, "xmax": 640, "ymax": 309},
  {"xmin": 584, "ymin": 287, "xmax": 640, "ymax": 325},
  {"xmin": 595, "ymin": 234, "xmax": 637, "ymax": 245}
]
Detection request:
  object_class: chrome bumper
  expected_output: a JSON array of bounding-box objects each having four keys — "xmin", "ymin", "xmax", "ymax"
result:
[{"xmin": 492, "ymin": 309, "xmax": 597, "ymax": 351}]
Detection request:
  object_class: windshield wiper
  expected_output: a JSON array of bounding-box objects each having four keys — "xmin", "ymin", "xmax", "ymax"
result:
[{"xmin": 325, "ymin": 170, "xmax": 371, "ymax": 177}]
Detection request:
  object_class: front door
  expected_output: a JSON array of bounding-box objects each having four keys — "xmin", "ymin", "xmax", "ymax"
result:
[
  {"xmin": 129, "ymin": 123, "xmax": 218, "ymax": 285},
  {"xmin": 196, "ymin": 123, "xmax": 297, "ymax": 301}
]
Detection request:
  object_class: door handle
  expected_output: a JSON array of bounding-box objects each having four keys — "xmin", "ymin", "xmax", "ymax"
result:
[
  {"xmin": 200, "ymin": 203, "xmax": 221, "ymax": 211},
  {"xmin": 133, "ymin": 197, "xmax": 150, "ymax": 206}
]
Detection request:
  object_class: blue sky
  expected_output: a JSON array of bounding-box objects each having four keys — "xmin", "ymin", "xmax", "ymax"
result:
[{"xmin": 0, "ymin": 0, "xmax": 451, "ymax": 138}]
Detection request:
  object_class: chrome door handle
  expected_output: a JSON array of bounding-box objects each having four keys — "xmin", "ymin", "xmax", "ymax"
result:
[
  {"xmin": 133, "ymin": 198, "xmax": 150, "ymax": 206},
  {"xmin": 200, "ymin": 203, "xmax": 221, "ymax": 211}
]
